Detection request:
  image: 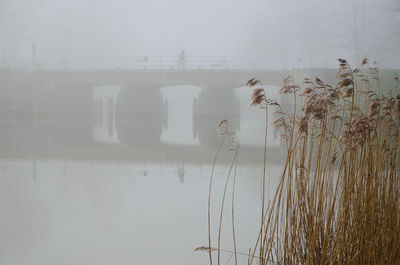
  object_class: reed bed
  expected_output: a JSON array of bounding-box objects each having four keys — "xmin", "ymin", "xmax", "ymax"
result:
[{"xmin": 197, "ymin": 58, "xmax": 400, "ymax": 265}]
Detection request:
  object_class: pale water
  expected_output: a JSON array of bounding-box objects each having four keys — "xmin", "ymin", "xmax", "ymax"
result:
[{"xmin": 0, "ymin": 76, "xmax": 287, "ymax": 265}]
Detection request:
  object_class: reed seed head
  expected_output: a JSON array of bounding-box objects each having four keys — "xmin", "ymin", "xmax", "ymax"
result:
[
  {"xmin": 250, "ymin": 88, "xmax": 265, "ymax": 107},
  {"xmin": 246, "ymin": 78, "xmax": 262, "ymax": 88},
  {"xmin": 297, "ymin": 116, "xmax": 308, "ymax": 134},
  {"xmin": 217, "ymin": 119, "xmax": 229, "ymax": 135}
]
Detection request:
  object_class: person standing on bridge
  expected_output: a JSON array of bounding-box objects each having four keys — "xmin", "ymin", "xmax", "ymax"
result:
[{"xmin": 178, "ymin": 49, "xmax": 186, "ymax": 69}]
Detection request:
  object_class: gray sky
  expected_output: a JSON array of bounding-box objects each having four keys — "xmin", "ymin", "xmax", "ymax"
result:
[{"xmin": 0, "ymin": 0, "xmax": 399, "ymax": 68}]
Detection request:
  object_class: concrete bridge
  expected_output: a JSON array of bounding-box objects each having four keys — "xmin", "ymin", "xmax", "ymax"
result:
[{"xmin": 0, "ymin": 68, "xmax": 337, "ymax": 162}]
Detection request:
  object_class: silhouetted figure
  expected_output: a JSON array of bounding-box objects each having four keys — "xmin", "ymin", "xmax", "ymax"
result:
[
  {"xmin": 178, "ymin": 49, "xmax": 186, "ymax": 69},
  {"xmin": 177, "ymin": 164, "xmax": 185, "ymax": 183}
]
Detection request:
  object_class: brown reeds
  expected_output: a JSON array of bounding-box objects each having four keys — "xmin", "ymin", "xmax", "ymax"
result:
[
  {"xmin": 206, "ymin": 120, "xmax": 240, "ymax": 265},
  {"xmin": 256, "ymin": 58, "xmax": 400, "ymax": 265},
  {"xmin": 199, "ymin": 58, "xmax": 400, "ymax": 265}
]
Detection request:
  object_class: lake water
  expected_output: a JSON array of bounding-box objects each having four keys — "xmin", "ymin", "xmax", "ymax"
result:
[{"xmin": 0, "ymin": 72, "xmax": 292, "ymax": 265}]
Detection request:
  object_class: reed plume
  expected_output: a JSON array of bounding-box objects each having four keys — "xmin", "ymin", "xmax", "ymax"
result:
[
  {"xmin": 252, "ymin": 58, "xmax": 400, "ymax": 265},
  {"xmin": 199, "ymin": 58, "xmax": 400, "ymax": 265}
]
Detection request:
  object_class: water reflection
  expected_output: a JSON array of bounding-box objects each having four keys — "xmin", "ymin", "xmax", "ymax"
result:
[
  {"xmin": 0, "ymin": 81, "xmax": 287, "ymax": 163},
  {"xmin": 0, "ymin": 77, "xmax": 289, "ymax": 265},
  {"xmin": 0, "ymin": 158, "xmax": 284, "ymax": 265}
]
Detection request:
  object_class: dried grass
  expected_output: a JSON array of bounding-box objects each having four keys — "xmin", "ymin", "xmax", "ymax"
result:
[{"xmin": 199, "ymin": 58, "xmax": 400, "ymax": 265}]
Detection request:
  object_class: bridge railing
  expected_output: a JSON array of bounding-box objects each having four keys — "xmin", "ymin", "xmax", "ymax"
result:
[{"xmin": 0, "ymin": 56, "xmax": 311, "ymax": 70}]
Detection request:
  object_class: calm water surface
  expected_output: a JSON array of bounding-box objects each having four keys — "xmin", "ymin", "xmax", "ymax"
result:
[{"xmin": 0, "ymin": 79, "xmax": 287, "ymax": 265}]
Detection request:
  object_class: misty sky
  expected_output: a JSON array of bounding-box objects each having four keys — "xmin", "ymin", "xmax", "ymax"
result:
[{"xmin": 0, "ymin": 0, "xmax": 399, "ymax": 68}]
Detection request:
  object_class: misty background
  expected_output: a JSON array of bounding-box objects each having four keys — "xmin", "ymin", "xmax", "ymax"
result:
[
  {"xmin": 0, "ymin": 0, "xmax": 399, "ymax": 69},
  {"xmin": 0, "ymin": 1, "xmax": 399, "ymax": 265}
]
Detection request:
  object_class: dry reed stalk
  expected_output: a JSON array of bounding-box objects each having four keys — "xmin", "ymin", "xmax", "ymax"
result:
[
  {"xmin": 200, "ymin": 58, "xmax": 400, "ymax": 265},
  {"xmin": 218, "ymin": 141, "xmax": 238, "ymax": 265},
  {"xmin": 208, "ymin": 120, "xmax": 230, "ymax": 265},
  {"xmin": 207, "ymin": 120, "xmax": 241, "ymax": 265}
]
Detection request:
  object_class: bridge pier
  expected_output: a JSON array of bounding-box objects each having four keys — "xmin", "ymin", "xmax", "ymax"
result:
[
  {"xmin": 234, "ymin": 85, "xmax": 281, "ymax": 148},
  {"xmin": 160, "ymin": 85, "xmax": 201, "ymax": 146},
  {"xmin": 93, "ymin": 85, "xmax": 120, "ymax": 144}
]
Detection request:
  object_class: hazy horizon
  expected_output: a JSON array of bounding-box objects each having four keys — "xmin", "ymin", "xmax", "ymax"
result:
[
  {"xmin": 1, "ymin": 2, "xmax": 400, "ymax": 264},
  {"xmin": 0, "ymin": 0, "xmax": 399, "ymax": 69}
]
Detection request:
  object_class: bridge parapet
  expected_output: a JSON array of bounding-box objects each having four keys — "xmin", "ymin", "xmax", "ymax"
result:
[{"xmin": 0, "ymin": 56, "xmax": 311, "ymax": 71}]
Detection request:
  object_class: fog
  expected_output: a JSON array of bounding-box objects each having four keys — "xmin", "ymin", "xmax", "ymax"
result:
[
  {"xmin": 0, "ymin": 0, "xmax": 399, "ymax": 68},
  {"xmin": 0, "ymin": 1, "xmax": 399, "ymax": 264}
]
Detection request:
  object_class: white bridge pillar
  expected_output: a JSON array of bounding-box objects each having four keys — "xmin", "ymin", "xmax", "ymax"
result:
[
  {"xmin": 160, "ymin": 85, "xmax": 201, "ymax": 146},
  {"xmin": 234, "ymin": 86, "xmax": 281, "ymax": 148},
  {"xmin": 93, "ymin": 85, "xmax": 120, "ymax": 144}
]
